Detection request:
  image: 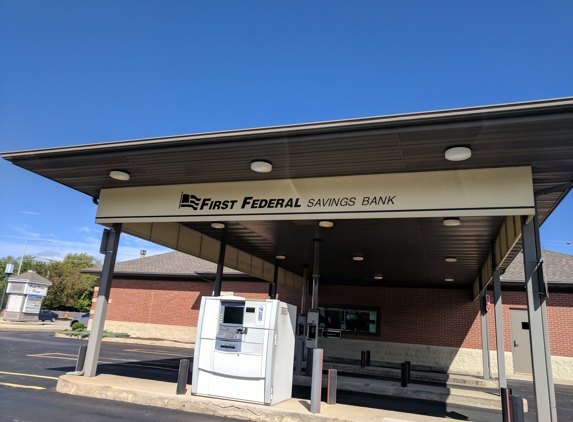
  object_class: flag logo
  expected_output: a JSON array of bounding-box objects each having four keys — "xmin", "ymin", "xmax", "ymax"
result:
[{"xmin": 179, "ymin": 193, "xmax": 201, "ymax": 210}]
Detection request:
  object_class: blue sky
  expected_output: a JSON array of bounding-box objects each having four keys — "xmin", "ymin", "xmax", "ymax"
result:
[{"xmin": 1, "ymin": 1, "xmax": 572, "ymax": 264}]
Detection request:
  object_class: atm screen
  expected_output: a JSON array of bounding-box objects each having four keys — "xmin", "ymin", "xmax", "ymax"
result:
[{"xmin": 223, "ymin": 306, "xmax": 244, "ymax": 325}]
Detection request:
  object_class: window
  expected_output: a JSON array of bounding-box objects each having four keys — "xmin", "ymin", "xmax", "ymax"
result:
[{"xmin": 318, "ymin": 306, "xmax": 378, "ymax": 334}]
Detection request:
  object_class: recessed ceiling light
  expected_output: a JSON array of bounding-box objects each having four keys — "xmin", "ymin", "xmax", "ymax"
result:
[
  {"xmin": 110, "ymin": 170, "xmax": 130, "ymax": 181},
  {"xmin": 445, "ymin": 257, "xmax": 458, "ymax": 263},
  {"xmin": 319, "ymin": 221, "xmax": 334, "ymax": 228},
  {"xmin": 443, "ymin": 217, "xmax": 461, "ymax": 226},
  {"xmin": 374, "ymin": 274, "xmax": 383, "ymax": 280},
  {"xmin": 211, "ymin": 222, "xmax": 225, "ymax": 229},
  {"xmin": 445, "ymin": 146, "xmax": 472, "ymax": 162},
  {"xmin": 251, "ymin": 160, "xmax": 272, "ymax": 173},
  {"xmin": 445, "ymin": 278, "xmax": 454, "ymax": 282},
  {"xmin": 353, "ymin": 254, "xmax": 364, "ymax": 261},
  {"xmin": 275, "ymin": 254, "xmax": 286, "ymax": 260}
]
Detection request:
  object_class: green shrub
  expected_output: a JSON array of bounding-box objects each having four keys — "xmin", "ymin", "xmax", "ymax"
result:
[{"xmin": 71, "ymin": 322, "xmax": 85, "ymax": 331}]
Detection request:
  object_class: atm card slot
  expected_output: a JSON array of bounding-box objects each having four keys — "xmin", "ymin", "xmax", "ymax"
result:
[{"xmin": 220, "ymin": 344, "xmax": 236, "ymax": 349}]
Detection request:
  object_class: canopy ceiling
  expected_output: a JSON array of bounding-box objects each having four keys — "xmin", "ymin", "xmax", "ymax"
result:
[{"xmin": 3, "ymin": 97, "xmax": 573, "ymax": 289}]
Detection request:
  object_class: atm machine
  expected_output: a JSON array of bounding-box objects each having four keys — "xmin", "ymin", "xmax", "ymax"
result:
[{"xmin": 192, "ymin": 296, "xmax": 296, "ymax": 405}]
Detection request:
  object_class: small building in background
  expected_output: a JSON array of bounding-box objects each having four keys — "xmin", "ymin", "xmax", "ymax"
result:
[{"xmin": 3, "ymin": 270, "xmax": 52, "ymax": 322}]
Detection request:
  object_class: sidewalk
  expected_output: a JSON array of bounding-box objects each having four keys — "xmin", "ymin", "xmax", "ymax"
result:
[{"xmin": 57, "ymin": 373, "xmax": 454, "ymax": 422}]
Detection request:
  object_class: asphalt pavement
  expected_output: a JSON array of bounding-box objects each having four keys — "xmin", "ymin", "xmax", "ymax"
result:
[{"xmin": 2, "ymin": 329, "xmax": 573, "ymax": 421}]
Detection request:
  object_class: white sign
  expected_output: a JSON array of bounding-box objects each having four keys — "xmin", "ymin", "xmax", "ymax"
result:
[
  {"xmin": 96, "ymin": 167, "xmax": 535, "ymax": 223},
  {"xmin": 24, "ymin": 295, "xmax": 43, "ymax": 313},
  {"xmin": 25, "ymin": 283, "xmax": 49, "ymax": 296},
  {"xmin": 6, "ymin": 295, "xmax": 24, "ymax": 312}
]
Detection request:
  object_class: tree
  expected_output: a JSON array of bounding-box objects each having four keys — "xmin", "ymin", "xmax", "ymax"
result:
[
  {"xmin": 1, "ymin": 253, "xmax": 100, "ymax": 312},
  {"xmin": 41, "ymin": 253, "xmax": 101, "ymax": 311},
  {"xmin": 1, "ymin": 254, "xmax": 50, "ymax": 310}
]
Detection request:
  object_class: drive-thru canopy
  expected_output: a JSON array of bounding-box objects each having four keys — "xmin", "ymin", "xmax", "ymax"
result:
[{"xmin": 3, "ymin": 97, "xmax": 573, "ymax": 421}]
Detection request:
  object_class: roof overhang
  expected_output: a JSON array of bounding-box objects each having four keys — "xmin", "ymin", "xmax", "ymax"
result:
[{"xmin": 4, "ymin": 97, "xmax": 573, "ymax": 293}]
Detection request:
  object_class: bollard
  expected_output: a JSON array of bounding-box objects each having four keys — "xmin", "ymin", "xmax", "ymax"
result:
[
  {"xmin": 310, "ymin": 349, "xmax": 323, "ymax": 414},
  {"xmin": 405, "ymin": 360, "xmax": 411, "ymax": 383},
  {"xmin": 76, "ymin": 345, "xmax": 87, "ymax": 372},
  {"xmin": 500, "ymin": 387, "xmax": 513, "ymax": 422},
  {"xmin": 295, "ymin": 338, "xmax": 304, "ymax": 376},
  {"xmin": 401, "ymin": 362, "xmax": 408, "ymax": 387},
  {"xmin": 360, "ymin": 351, "xmax": 366, "ymax": 368},
  {"xmin": 511, "ymin": 394, "xmax": 525, "ymax": 422},
  {"xmin": 176, "ymin": 359, "xmax": 190, "ymax": 395},
  {"xmin": 327, "ymin": 369, "xmax": 337, "ymax": 405},
  {"xmin": 365, "ymin": 350, "xmax": 371, "ymax": 366}
]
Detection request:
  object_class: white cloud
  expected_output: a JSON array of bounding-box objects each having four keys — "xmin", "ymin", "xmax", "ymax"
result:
[
  {"xmin": 11, "ymin": 225, "xmax": 41, "ymax": 238},
  {"xmin": 20, "ymin": 211, "xmax": 41, "ymax": 215}
]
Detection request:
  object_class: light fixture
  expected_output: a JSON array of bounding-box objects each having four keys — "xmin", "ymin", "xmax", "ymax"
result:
[
  {"xmin": 110, "ymin": 170, "xmax": 130, "ymax": 181},
  {"xmin": 251, "ymin": 160, "xmax": 272, "ymax": 173},
  {"xmin": 445, "ymin": 257, "xmax": 458, "ymax": 263},
  {"xmin": 275, "ymin": 254, "xmax": 286, "ymax": 260},
  {"xmin": 443, "ymin": 217, "xmax": 461, "ymax": 226},
  {"xmin": 211, "ymin": 222, "xmax": 225, "ymax": 229},
  {"xmin": 445, "ymin": 146, "xmax": 472, "ymax": 162},
  {"xmin": 374, "ymin": 274, "xmax": 383, "ymax": 280},
  {"xmin": 445, "ymin": 278, "xmax": 454, "ymax": 282},
  {"xmin": 319, "ymin": 221, "xmax": 334, "ymax": 228},
  {"xmin": 352, "ymin": 254, "xmax": 364, "ymax": 261}
]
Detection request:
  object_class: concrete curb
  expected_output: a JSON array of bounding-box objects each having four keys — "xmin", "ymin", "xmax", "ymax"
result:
[
  {"xmin": 293, "ymin": 375, "xmax": 522, "ymax": 411},
  {"xmin": 56, "ymin": 374, "xmax": 448, "ymax": 422},
  {"xmin": 321, "ymin": 362, "xmax": 501, "ymax": 389}
]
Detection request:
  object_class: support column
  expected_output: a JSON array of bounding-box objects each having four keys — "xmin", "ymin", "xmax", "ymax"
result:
[
  {"xmin": 311, "ymin": 239, "xmax": 321, "ymax": 309},
  {"xmin": 493, "ymin": 269, "xmax": 507, "ymax": 389},
  {"xmin": 301, "ymin": 265, "xmax": 308, "ymax": 314},
  {"xmin": 522, "ymin": 216, "xmax": 554, "ymax": 421},
  {"xmin": 213, "ymin": 230, "xmax": 227, "ymax": 297},
  {"xmin": 84, "ymin": 223, "xmax": 122, "ymax": 377},
  {"xmin": 480, "ymin": 287, "xmax": 491, "ymax": 380},
  {"xmin": 532, "ymin": 212, "xmax": 558, "ymax": 421},
  {"xmin": 270, "ymin": 258, "xmax": 279, "ymax": 299}
]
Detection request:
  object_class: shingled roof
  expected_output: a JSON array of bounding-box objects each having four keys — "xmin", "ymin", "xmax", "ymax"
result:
[
  {"xmin": 501, "ymin": 249, "xmax": 573, "ymax": 285},
  {"xmin": 8, "ymin": 270, "xmax": 52, "ymax": 285},
  {"xmin": 82, "ymin": 251, "xmax": 244, "ymax": 277}
]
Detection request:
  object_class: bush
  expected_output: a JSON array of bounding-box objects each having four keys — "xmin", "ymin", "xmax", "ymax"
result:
[
  {"xmin": 58, "ymin": 329, "xmax": 130, "ymax": 339},
  {"xmin": 71, "ymin": 322, "xmax": 85, "ymax": 331}
]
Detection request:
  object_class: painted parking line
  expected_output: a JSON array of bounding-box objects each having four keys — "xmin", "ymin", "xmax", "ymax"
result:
[
  {"xmin": 122, "ymin": 348, "xmax": 192, "ymax": 357},
  {"xmin": 0, "ymin": 371, "xmax": 59, "ymax": 380},
  {"xmin": 26, "ymin": 353, "xmax": 115, "ymax": 364},
  {"xmin": 0, "ymin": 382, "xmax": 45, "ymax": 390},
  {"xmin": 27, "ymin": 352, "xmax": 137, "ymax": 362}
]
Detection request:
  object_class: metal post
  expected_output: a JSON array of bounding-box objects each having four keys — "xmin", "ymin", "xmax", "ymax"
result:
[
  {"xmin": 480, "ymin": 287, "xmax": 491, "ymax": 380},
  {"xmin": 310, "ymin": 348, "xmax": 323, "ymax": 414},
  {"xmin": 76, "ymin": 345, "xmax": 87, "ymax": 372},
  {"xmin": 301, "ymin": 265, "xmax": 308, "ymax": 314},
  {"xmin": 295, "ymin": 338, "xmax": 304, "ymax": 375},
  {"xmin": 521, "ymin": 216, "xmax": 552, "ymax": 421},
  {"xmin": 501, "ymin": 387, "xmax": 513, "ymax": 422},
  {"xmin": 311, "ymin": 239, "xmax": 321, "ymax": 309},
  {"xmin": 84, "ymin": 224, "xmax": 122, "ymax": 377},
  {"xmin": 493, "ymin": 269, "xmax": 507, "ymax": 389},
  {"xmin": 176, "ymin": 359, "xmax": 190, "ymax": 395},
  {"xmin": 270, "ymin": 258, "xmax": 279, "ymax": 299},
  {"xmin": 327, "ymin": 369, "xmax": 337, "ymax": 405},
  {"xmin": 213, "ymin": 231, "xmax": 227, "ymax": 297}
]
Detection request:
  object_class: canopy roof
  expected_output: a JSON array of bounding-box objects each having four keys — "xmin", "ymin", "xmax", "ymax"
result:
[{"xmin": 4, "ymin": 97, "xmax": 573, "ymax": 290}]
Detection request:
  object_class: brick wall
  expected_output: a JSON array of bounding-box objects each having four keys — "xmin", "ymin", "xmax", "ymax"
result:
[
  {"xmin": 94, "ymin": 279, "xmax": 573, "ymax": 358},
  {"xmin": 94, "ymin": 278, "xmax": 305, "ymax": 327},
  {"xmin": 319, "ymin": 285, "xmax": 573, "ymax": 357}
]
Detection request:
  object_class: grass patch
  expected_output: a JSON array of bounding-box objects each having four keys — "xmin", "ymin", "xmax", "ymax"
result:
[{"xmin": 58, "ymin": 330, "xmax": 130, "ymax": 338}]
